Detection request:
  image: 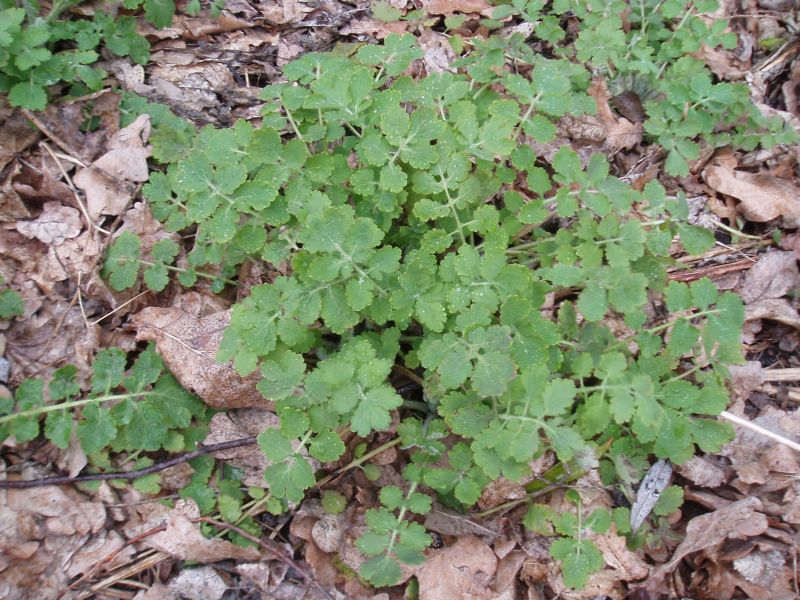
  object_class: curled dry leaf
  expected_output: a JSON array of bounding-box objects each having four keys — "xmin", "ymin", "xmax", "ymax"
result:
[
  {"xmin": 587, "ymin": 78, "xmax": 643, "ymax": 152},
  {"xmin": 414, "ymin": 535, "xmax": 497, "ymax": 600},
  {"xmin": 652, "ymin": 497, "xmax": 768, "ymax": 578},
  {"xmin": 16, "ymin": 201, "xmax": 82, "ymax": 245},
  {"xmin": 702, "ymin": 160, "xmax": 800, "ymax": 227},
  {"xmin": 74, "ymin": 114, "xmax": 152, "ymax": 221},
  {"xmin": 133, "ymin": 303, "xmax": 266, "ymax": 409},
  {"xmin": 134, "ymin": 499, "xmax": 260, "ymax": 562},
  {"xmin": 745, "ymin": 298, "xmax": 800, "ymax": 331}
]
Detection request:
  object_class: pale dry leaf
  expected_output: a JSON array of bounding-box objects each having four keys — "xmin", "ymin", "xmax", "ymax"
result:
[
  {"xmin": 734, "ymin": 550, "xmax": 786, "ymax": 586},
  {"xmin": 132, "ymin": 305, "xmax": 266, "ymax": 409},
  {"xmin": 140, "ymin": 499, "xmax": 260, "ymax": 562},
  {"xmin": 16, "ymin": 201, "xmax": 82, "ymax": 245},
  {"xmin": 491, "ymin": 550, "xmax": 526, "ymax": 594},
  {"xmin": 311, "ymin": 515, "xmax": 346, "ymax": 553},
  {"xmin": 235, "ymin": 563, "xmax": 273, "ymax": 595},
  {"xmin": 0, "ymin": 109, "xmax": 40, "ymax": 174},
  {"xmin": 736, "ymin": 251, "xmax": 799, "ymax": 303},
  {"xmin": 477, "ymin": 477, "xmax": 526, "ymax": 510},
  {"xmin": 419, "ymin": 30, "xmax": 456, "ymax": 73},
  {"xmin": 415, "ymin": 535, "xmax": 497, "ymax": 600},
  {"xmin": 653, "ymin": 497, "xmax": 768, "ymax": 577},
  {"xmin": 694, "ymin": 45, "xmax": 747, "ymax": 79},
  {"xmin": 167, "ymin": 566, "xmax": 227, "ymax": 600},
  {"xmin": 745, "ymin": 298, "xmax": 800, "ymax": 330},
  {"xmin": 339, "ymin": 17, "xmax": 407, "ymax": 38},
  {"xmin": 304, "ymin": 539, "xmax": 343, "ymax": 589},
  {"xmin": 74, "ymin": 114, "xmax": 152, "ymax": 220},
  {"xmin": 780, "ymin": 232, "xmax": 800, "ymax": 260},
  {"xmin": 702, "ymin": 161, "xmax": 800, "ymax": 227}
]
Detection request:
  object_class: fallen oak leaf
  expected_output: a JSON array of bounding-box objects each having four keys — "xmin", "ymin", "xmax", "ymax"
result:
[
  {"xmin": 132, "ymin": 303, "xmax": 267, "ymax": 409},
  {"xmin": 702, "ymin": 161, "xmax": 800, "ymax": 228}
]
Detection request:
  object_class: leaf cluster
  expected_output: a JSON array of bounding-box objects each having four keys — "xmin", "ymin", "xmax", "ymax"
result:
[
  {"xmin": 0, "ymin": 0, "xmax": 175, "ymax": 110},
  {"xmin": 0, "ymin": 346, "xmax": 208, "ymax": 492}
]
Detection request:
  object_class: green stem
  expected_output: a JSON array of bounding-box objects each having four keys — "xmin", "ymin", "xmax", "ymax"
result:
[
  {"xmin": 135, "ymin": 259, "xmax": 240, "ymax": 287},
  {"xmin": 0, "ymin": 391, "xmax": 162, "ymax": 424}
]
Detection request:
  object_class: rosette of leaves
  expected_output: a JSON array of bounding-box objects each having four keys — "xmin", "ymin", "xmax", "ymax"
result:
[{"xmin": 124, "ymin": 31, "xmax": 755, "ymax": 588}]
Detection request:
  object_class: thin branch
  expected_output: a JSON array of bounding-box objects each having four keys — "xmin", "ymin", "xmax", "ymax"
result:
[{"xmin": 0, "ymin": 436, "xmax": 258, "ymax": 489}]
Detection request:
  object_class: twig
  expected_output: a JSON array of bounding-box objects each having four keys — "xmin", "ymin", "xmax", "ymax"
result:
[
  {"xmin": 0, "ymin": 436, "xmax": 258, "ymax": 489},
  {"xmin": 720, "ymin": 411, "xmax": 800, "ymax": 453}
]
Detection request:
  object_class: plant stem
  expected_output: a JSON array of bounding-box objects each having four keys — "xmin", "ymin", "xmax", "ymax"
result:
[{"xmin": 0, "ymin": 391, "xmax": 164, "ymax": 424}]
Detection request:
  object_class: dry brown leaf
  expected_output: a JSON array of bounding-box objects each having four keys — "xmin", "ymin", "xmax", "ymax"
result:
[
  {"xmin": 4, "ymin": 300, "xmax": 95, "ymax": 383},
  {"xmin": 593, "ymin": 531, "xmax": 649, "ymax": 581},
  {"xmin": 203, "ymin": 410, "xmax": 279, "ymax": 487},
  {"xmin": 492, "ymin": 550, "xmax": 526, "ymax": 595},
  {"xmin": 702, "ymin": 161, "xmax": 800, "ymax": 227},
  {"xmin": 694, "ymin": 45, "xmax": 747, "ymax": 79},
  {"xmin": 587, "ymin": 78, "xmax": 643, "ymax": 151},
  {"xmin": 339, "ymin": 17, "xmax": 407, "ymax": 38},
  {"xmin": 736, "ymin": 251, "xmax": 799, "ymax": 304},
  {"xmin": 16, "ymin": 201, "xmax": 82, "ymax": 245},
  {"xmin": 137, "ymin": 499, "xmax": 260, "ymax": 562},
  {"xmin": 132, "ymin": 303, "xmax": 266, "ymax": 409},
  {"xmin": 419, "ymin": 30, "xmax": 456, "ymax": 73},
  {"xmin": 675, "ymin": 455, "xmax": 728, "ymax": 487},
  {"xmin": 721, "ymin": 407, "xmax": 800, "ymax": 487},
  {"xmin": 74, "ymin": 114, "xmax": 152, "ymax": 220},
  {"xmin": 421, "ymin": 0, "xmax": 493, "ymax": 15},
  {"xmin": 423, "ymin": 510, "xmax": 500, "ymax": 538},
  {"xmin": 653, "ymin": 497, "xmax": 768, "ymax": 577},
  {"xmin": 415, "ymin": 535, "xmax": 497, "ymax": 600}
]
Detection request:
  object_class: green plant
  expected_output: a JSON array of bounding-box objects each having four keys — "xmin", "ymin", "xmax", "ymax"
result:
[
  {"xmin": 0, "ymin": 0, "xmax": 180, "ymax": 110},
  {"xmin": 0, "ymin": 346, "xmax": 208, "ymax": 488},
  {"xmin": 0, "ymin": 276, "xmax": 23, "ymax": 318},
  {"xmin": 109, "ymin": 27, "xmax": 759, "ymax": 587}
]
